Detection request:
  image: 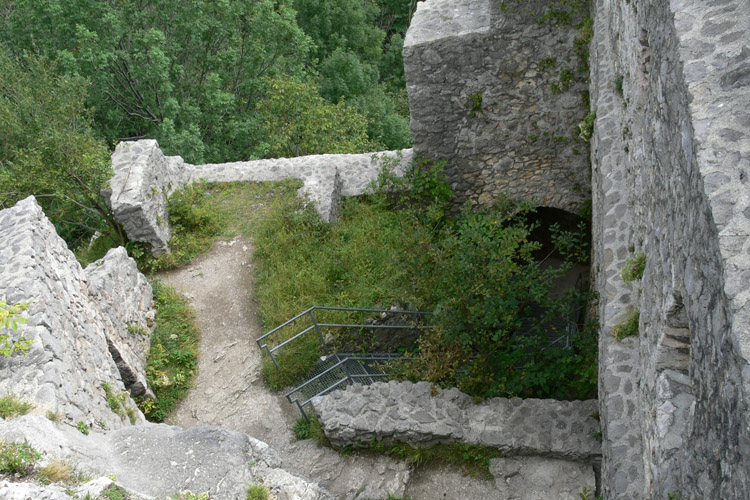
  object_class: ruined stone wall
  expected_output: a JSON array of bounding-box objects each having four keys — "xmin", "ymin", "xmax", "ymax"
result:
[
  {"xmin": 108, "ymin": 139, "xmax": 412, "ymax": 254},
  {"xmin": 590, "ymin": 0, "xmax": 750, "ymax": 498},
  {"xmin": 0, "ymin": 197, "xmax": 151, "ymax": 430},
  {"xmin": 404, "ymin": 0, "xmax": 591, "ymax": 213}
]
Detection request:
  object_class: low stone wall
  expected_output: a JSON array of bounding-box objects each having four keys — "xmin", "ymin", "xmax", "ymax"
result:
[
  {"xmin": 107, "ymin": 139, "xmax": 413, "ymax": 254},
  {"xmin": 312, "ymin": 381, "xmax": 600, "ymax": 463},
  {"xmin": 0, "ymin": 197, "xmax": 149, "ymax": 429}
]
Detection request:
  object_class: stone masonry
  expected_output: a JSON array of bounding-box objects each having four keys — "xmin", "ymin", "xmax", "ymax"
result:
[
  {"xmin": 404, "ymin": 0, "xmax": 591, "ymax": 212},
  {"xmin": 107, "ymin": 139, "xmax": 412, "ymax": 255},
  {"xmin": 590, "ymin": 0, "xmax": 750, "ymax": 498},
  {"xmin": 313, "ymin": 381, "xmax": 601, "ymax": 463},
  {"xmin": 0, "ymin": 197, "xmax": 147, "ymax": 430}
]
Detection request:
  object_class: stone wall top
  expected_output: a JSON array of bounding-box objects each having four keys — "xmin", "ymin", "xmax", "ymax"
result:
[{"xmin": 404, "ymin": 0, "xmax": 491, "ymax": 46}]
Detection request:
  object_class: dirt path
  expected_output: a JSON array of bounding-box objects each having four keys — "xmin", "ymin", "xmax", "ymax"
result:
[{"xmin": 160, "ymin": 237, "xmax": 412, "ymax": 500}]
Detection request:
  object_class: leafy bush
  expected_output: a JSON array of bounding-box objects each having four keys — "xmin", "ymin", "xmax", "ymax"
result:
[
  {"xmin": 0, "ymin": 441, "xmax": 41, "ymax": 476},
  {"xmin": 0, "ymin": 49, "xmax": 121, "ymax": 249},
  {"xmin": 0, "ymin": 300, "xmax": 32, "ymax": 357},
  {"xmin": 139, "ymin": 282, "xmax": 199, "ymax": 422}
]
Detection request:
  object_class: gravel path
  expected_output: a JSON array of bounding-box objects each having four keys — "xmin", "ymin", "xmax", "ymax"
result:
[{"xmin": 160, "ymin": 237, "xmax": 412, "ymax": 500}]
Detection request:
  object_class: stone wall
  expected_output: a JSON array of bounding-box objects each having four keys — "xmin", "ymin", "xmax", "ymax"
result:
[
  {"xmin": 107, "ymin": 139, "xmax": 412, "ymax": 254},
  {"xmin": 313, "ymin": 381, "xmax": 600, "ymax": 463},
  {"xmin": 404, "ymin": 0, "xmax": 591, "ymax": 212},
  {"xmin": 0, "ymin": 197, "xmax": 149, "ymax": 430},
  {"xmin": 590, "ymin": 0, "xmax": 750, "ymax": 498}
]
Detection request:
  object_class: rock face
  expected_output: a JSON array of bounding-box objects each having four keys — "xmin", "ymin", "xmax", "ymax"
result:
[
  {"xmin": 0, "ymin": 197, "xmax": 145, "ymax": 430},
  {"xmin": 0, "ymin": 415, "xmax": 332, "ymax": 500},
  {"xmin": 312, "ymin": 381, "xmax": 600, "ymax": 463},
  {"xmin": 404, "ymin": 0, "xmax": 591, "ymax": 212},
  {"xmin": 105, "ymin": 140, "xmax": 190, "ymax": 255},
  {"xmin": 106, "ymin": 139, "xmax": 412, "ymax": 254},
  {"xmin": 85, "ymin": 247, "xmax": 154, "ymax": 398},
  {"xmin": 590, "ymin": 0, "xmax": 750, "ymax": 498}
]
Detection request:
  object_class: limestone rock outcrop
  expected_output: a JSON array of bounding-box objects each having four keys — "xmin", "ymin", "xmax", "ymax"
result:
[
  {"xmin": 0, "ymin": 197, "xmax": 146, "ymax": 430},
  {"xmin": 0, "ymin": 415, "xmax": 332, "ymax": 500},
  {"xmin": 84, "ymin": 246, "xmax": 154, "ymax": 398}
]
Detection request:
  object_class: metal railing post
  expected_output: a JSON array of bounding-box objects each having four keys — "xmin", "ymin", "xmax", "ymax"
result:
[{"xmin": 309, "ymin": 309, "xmax": 330, "ymax": 354}]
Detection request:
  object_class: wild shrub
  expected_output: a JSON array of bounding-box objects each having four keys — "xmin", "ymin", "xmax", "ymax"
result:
[{"xmin": 0, "ymin": 441, "xmax": 41, "ymax": 476}]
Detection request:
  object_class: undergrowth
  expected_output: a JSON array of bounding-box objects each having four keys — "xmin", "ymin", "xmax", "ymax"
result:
[
  {"xmin": 252, "ymin": 157, "xmax": 598, "ymax": 400},
  {"xmin": 137, "ymin": 281, "xmax": 200, "ymax": 422}
]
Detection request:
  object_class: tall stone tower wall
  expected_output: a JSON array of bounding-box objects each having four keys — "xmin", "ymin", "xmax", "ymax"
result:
[
  {"xmin": 589, "ymin": 0, "xmax": 750, "ymax": 498},
  {"xmin": 404, "ymin": 0, "xmax": 591, "ymax": 213}
]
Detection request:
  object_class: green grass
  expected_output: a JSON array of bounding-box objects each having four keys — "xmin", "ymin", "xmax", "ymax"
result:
[
  {"xmin": 293, "ymin": 415, "xmax": 329, "ymax": 447},
  {"xmin": 366, "ymin": 440, "xmax": 502, "ymax": 480},
  {"xmin": 0, "ymin": 395, "xmax": 33, "ymax": 420},
  {"xmin": 138, "ymin": 281, "xmax": 200, "ymax": 422},
  {"xmin": 246, "ymin": 484, "xmax": 270, "ymax": 500}
]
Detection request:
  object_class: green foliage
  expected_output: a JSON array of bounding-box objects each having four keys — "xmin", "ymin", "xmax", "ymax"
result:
[
  {"xmin": 579, "ymin": 486, "xmax": 603, "ymax": 500},
  {"xmin": 0, "ymin": 300, "xmax": 33, "ymax": 357},
  {"xmin": 579, "ymin": 110, "xmax": 596, "ymax": 141},
  {"xmin": 0, "ymin": 49, "xmax": 121, "ymax": 249},
  {"xmin": 468, "ymin": 92, "xmax": 484, "ymax": 117},
  {"xmin": 247, "ymin": 484, "xmax": 270, "ymax": 500},
  {"xmin": 539, "ymin": 57, "xmax": 557, "ymax": 71},
  {"xmin": 0, "ymin": 441, "xmax": 41, "ymax": 476},
  {"xmin": 76, "ymin": 421, "xmax": 89, "ymax": 435},
  {"xmin": 615, "ymin": 74, "xmax": 624, "ymax": 96},
  {"xmin": 613, "ymin": 309, "xmax": 640, "ymax": 341},
  {"xmin": 667, "ymin": 494, "xmax": 686, "ymax": 500},
  {"xmin": 349, "ymin": 87, "xmax": 412, "ymax": 150},
  {"xmin": 620, "ymin": 252, "xmax": 646, "ymax": 282},
  {"xmin": 293, "ymin": 415, "xmax": 328, "ymax": 446},
  {"xmin": 168, "ymin": 493, "xmax": 209, "ymax": 500},
  {"xmin": 367, "ymin": 439, "xmax": 502, "ymax": 480},
  {"xmin": 2, "ymin": 0, "xmax": 312, "ymax": 164},
  {"xmin": 551, "ymin": 220, "xmax": 591, "ymax": 264},
  {"xmin": 0, "ymin": 395, "xmax": 33, "ymax": 420},
  {"xmin": 293, "ymin": 0, "xmax": 384, "ymax": 65},
  {"xmin": 139, "ymin": 281, "xmax": 199, "ymax": 422},
  {"xmin": 255, "ymin": 77, "xmax": 374, "ymax": 158},
  {"xmin": 101, "ymin": 383, "xmax": 137, "ymax": 425},
  {"xmin": 253, "ymin": 160, "xmax": 596, "ymax": 401},
  {"xmin": 320, "ymin": 48, "xmax": 378, "ymax": 103}
]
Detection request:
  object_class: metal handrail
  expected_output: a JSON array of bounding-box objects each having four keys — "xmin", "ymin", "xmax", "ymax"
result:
[{"xmin": 256, "ymin": 305, "xmax": 432, "ymax": 371}]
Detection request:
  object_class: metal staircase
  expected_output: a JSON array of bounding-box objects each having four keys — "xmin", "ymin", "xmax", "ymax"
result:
[{"xmin": 255, "ymin": 306, "xmax": 432, "ymax": 420}]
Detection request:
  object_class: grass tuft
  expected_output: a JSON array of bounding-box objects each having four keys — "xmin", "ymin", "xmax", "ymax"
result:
[
  {"xmin": 0, "ymin": 395, "xmax": 33, "ymax": 420},
  {"xmin": 0, "ymin": 441, "xmax": 41, "ymax": 476},
  {"xmin": 613, "ymin": 309, "xmax": 640, "ymax": 341}
]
